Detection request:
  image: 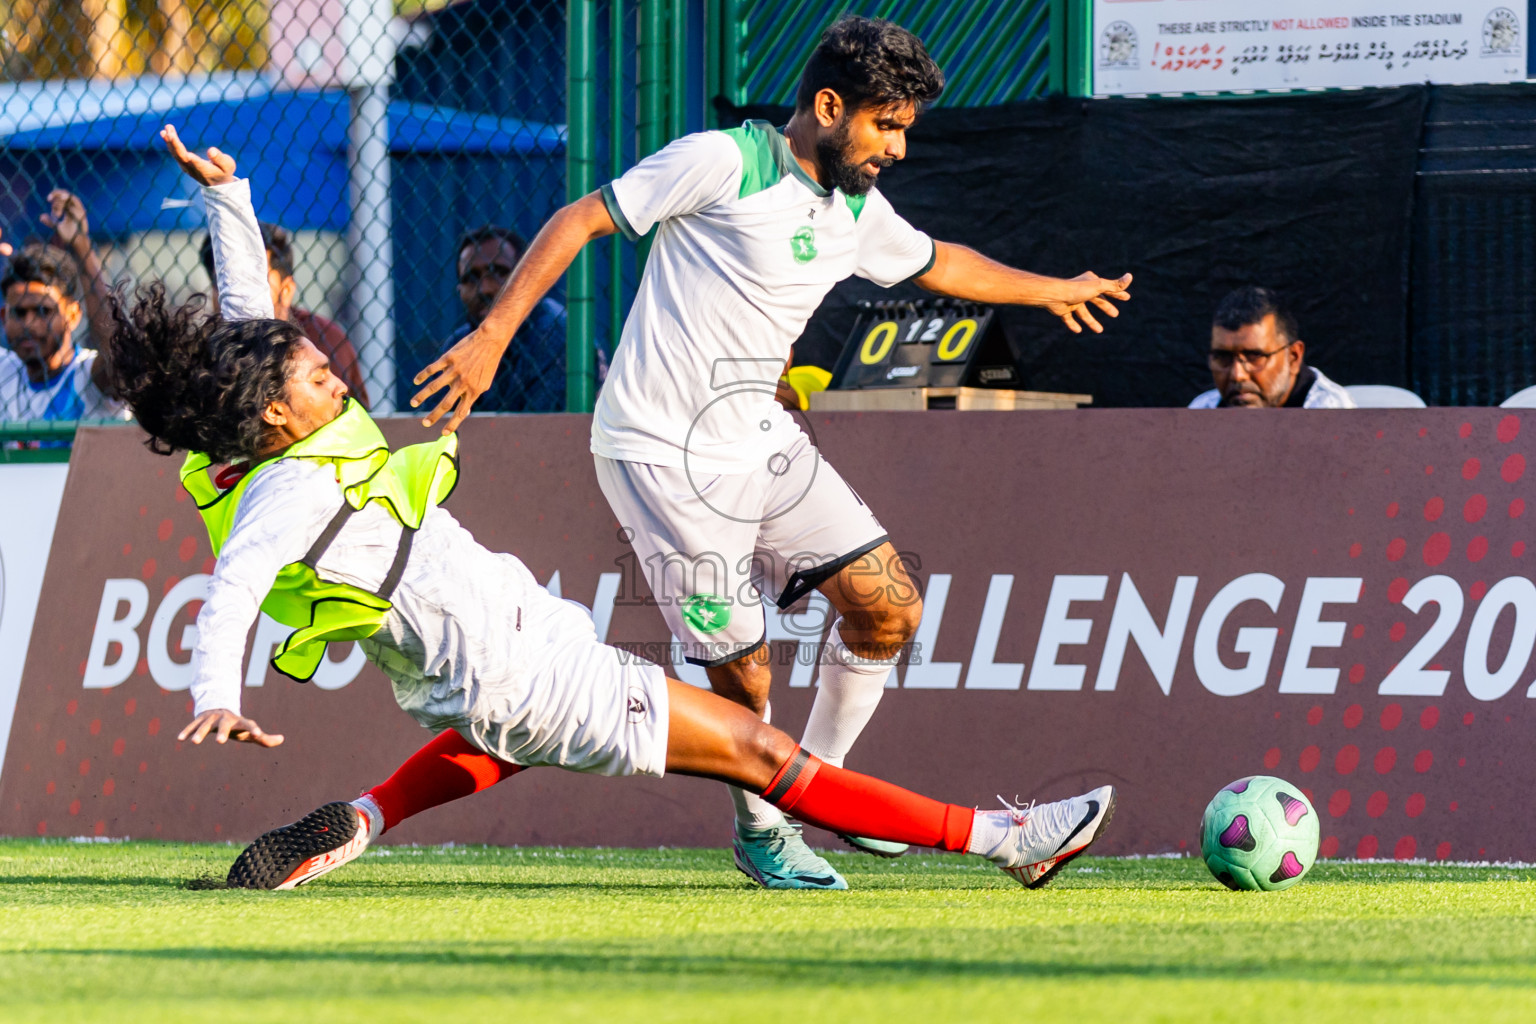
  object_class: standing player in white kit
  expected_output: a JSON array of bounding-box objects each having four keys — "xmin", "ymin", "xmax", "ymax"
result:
[{"xmin": 409, "ymin": 17, "xmax": 1133, "ymax": 889}]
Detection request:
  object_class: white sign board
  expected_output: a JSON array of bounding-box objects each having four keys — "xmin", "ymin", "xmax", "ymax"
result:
[
  {"xmin": 1093, "ymin": 2, "xmax": 1528, "ymax": 95},
  {"xmin": 0, "ymin": 463, "xmax": 69, "ymax": 778}
]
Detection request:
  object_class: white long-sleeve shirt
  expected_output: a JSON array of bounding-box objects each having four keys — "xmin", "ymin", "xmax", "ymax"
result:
[{"xmin": 187, "ymin": 179, "xmax": 543, "ymax": 739}]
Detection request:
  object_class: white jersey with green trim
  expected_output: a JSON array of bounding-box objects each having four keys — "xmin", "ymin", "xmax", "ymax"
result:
[{"xmin": 595, "ymin": 119, "xmax": 936, "ymax": 474}]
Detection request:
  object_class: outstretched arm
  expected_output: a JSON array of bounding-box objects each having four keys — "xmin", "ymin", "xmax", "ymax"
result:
[
  {"xmin": 411, "ymin": 191, "xmax": 618, "ymax": 434},
  {"xmin": 42, "ymin": 191, "xmax": 118, "ymax": 393},
  {"xmin": 916, "ymin": 241, "xmax": 1132, "ymax": 335},
  {"xmin": 159, "ymin": 124, "xmax": 274, "ymax": 322}
]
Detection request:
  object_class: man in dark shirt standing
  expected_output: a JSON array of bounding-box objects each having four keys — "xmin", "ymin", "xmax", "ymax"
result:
[
  {"xmin": 447, "ymin": 226, "xmax": 605, "ymax": 411},
  {"xmin": 199, "ymin": 223, "xmax": 371, "ymax": 408}
]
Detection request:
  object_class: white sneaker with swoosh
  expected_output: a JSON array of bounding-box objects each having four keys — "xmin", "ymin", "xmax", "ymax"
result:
[{"xmin": 973, "ymin": 786, "xmax": 1117, "ymax": 889}]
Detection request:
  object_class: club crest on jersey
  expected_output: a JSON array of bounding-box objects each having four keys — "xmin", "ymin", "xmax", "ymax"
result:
[
  {"xmin": 790, "ymin": 225, "xmax": 818, "ymax": 263},
  {"xmin": 681, "ymin": 593, "xmax": 732, "ymax": 634}
]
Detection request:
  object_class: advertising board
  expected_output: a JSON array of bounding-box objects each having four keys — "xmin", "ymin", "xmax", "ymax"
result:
[
  {"xmin": 1093, "ymin": 1, "xmax": 1528, "ymax": 94},
  {"xmin": 3, "ymin": 412, "xmax": 1535, "ymax": 862}
]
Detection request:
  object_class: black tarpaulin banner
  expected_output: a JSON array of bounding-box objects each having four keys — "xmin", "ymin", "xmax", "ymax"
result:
[{"xmin": 729, "ymin": 88, "xmax": 1427, "ymax": 408}]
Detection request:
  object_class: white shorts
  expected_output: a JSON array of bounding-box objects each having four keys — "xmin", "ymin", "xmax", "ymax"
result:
[
  {"xmin": 463, "ymin": 603, "xmax": 672, "ymax": 779},
  {"xmin": 367, "ymin": 511, "xmax": 671, "ymax": 779},
  {"xmin": 594, "ymin": 430, "xmax": 888, "ymax": 667}
]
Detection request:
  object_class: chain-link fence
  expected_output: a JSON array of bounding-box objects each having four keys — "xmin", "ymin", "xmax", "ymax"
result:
[{"xmin": 0, "ymin": 0, "xmax": 665, "ymax": 447}]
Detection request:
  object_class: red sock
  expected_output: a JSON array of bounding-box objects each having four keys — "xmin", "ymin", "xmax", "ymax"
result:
[
  {"xmin": 363, "ymin": 730, "xmax": 524, "ymax": 832},
  {"xmin": 761, "ymin": 748, "xmax": 974, "ymax": 852}
]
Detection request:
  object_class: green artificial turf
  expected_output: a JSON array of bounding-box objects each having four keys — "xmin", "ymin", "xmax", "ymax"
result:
[{"xmin": 2, "ymin": 840, "xmax": 1535, "ymax": 1023}]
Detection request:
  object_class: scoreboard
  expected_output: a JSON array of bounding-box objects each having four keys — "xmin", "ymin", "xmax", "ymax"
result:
[{"xmin": 828, "ymin": 298, "xmax": 1024, "ymax": 391}]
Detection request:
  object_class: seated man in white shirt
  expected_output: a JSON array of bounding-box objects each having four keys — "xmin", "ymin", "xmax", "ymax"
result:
[{"xmin": 1189, "ymin": 286, "xmax": 1354, "ymax": 409}]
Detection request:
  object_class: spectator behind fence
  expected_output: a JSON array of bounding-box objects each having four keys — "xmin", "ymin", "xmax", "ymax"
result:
[
  {"xmin": 1189, "ymin": 286, "xmax": 1354, "ymax": 409},
  {"xmin": 445, "ymin": 225, "xmax": 606, "ymax": 412},
  {"xmin": 199, "ymin": 222, "xmax": 370, "ymax": 408},
  {"xmin": 0, "ymin": 190, "xmax": 128, "ymax": 422}
]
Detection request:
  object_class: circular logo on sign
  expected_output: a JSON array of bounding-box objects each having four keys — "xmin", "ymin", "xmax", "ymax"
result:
[
  {"xmin": 1099, "ymin": 21, "xmax": 1138, "ymax": 69},
  {"xmin": 1484, "ymin": 7, "xmax": 1520, "ymax": 54}
]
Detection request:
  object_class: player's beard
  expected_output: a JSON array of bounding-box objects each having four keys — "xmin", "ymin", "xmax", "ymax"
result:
[{"xmin": 816, "ymin": 118, "xmax": 892, "ymax": 196}]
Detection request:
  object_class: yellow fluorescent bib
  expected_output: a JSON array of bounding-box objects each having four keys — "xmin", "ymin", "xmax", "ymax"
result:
[{"xmin": 180, "ymin": 399, "xmax": 458, "ymax": 681}]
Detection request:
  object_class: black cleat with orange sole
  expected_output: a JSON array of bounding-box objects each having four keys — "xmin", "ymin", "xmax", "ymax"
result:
[{"xmin": 226, "ymin": 801, "xmax": 372, "ymax": 890}]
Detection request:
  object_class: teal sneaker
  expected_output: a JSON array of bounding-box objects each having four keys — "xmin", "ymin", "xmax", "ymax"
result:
[
  {"xmin": 732, "ymin": 820, "xmax": 848, "ymax": 890},
  {"xmin": 840, "ymin": 834, "xmax": 909, "ymax": 858}
]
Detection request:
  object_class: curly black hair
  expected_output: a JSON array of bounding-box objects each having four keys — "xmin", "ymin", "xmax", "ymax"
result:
[
  {"xmin": 794, "ymin": 17, "xmax": 945, "ymax": 114},
  {"xmin": 105, "ymin": 283, "xmax": 303, "ymax": 464}
]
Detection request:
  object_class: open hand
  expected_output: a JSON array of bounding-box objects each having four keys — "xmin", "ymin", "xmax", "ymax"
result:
[
  {"xmin": 160, "ymin": 124, "xmax": 237, "ymax": 187},
  {"xmin": 41, "ymin": 189, "xmax": 89, "ymax": 256},
  {"xmin": 1046, "ymin": 272, "xmax": 1133, "ymax": 334},
  {"xmin": 410, "ymin": 327, "xmax": 505, "ymax": 434},
  {"xmin": 177, "ymin": 709, "xmax": 284, "ymax": 747}
]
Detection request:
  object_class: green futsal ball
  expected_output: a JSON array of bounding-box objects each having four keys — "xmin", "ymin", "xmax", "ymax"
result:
[{"xmin": 1200, "ymin": 775, "xmax": 1319, "ymax": 891}]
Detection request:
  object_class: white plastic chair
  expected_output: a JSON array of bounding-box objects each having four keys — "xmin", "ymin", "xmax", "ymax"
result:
[
  {"xmin": 1346, "ymin": 385, "xmax": 1426, "ymax": 408},
  {"xmin": 1500, "ymin": 386, "xmax": 1536, "ymax": 408}
]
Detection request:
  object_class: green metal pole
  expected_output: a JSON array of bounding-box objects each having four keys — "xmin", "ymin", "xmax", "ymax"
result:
[
  {"xmin": 667, "ymin": 0, "xmax": 687, "ymax": 139},
  {"xmin": 704, "ymin": 0, "xmax": 721, "ymax": 126},
  {"xmin": 1066, "ymin": 0, "xmax": 1092, "ymax": 97},
  {"xmin": 609, "ymin": 0, "xmax": 627, "ymax": 359},
  {"xmin": 637, "ymin": 0, "xmax": 667, "ymax": 159},
  {"xmin": 720, "ymin": 0, "xmax": 743, "ymax": 108},
  {"xmin": 1048, "ymin": 0, "xmax": 1066, "ymax": 94},
  {"xmin": 566, "ymin": 0, "xmax": 597, "ymax": 412}
]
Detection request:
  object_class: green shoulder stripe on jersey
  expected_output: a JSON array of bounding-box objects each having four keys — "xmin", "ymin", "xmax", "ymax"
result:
[
  {"xmin": 845, "ymin": 194, "xmax": 867, "ymax": 221},
  {"xmin": 600, "ymin": 183, "xmax": 640, "ymax": 242},
  {"xmin": 902, "ymin": 239, "xmax": 939, "ymax": 284},
  {"xmin": 727, "ymin": 120, "xmax": 831, "ymax": 200}
]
